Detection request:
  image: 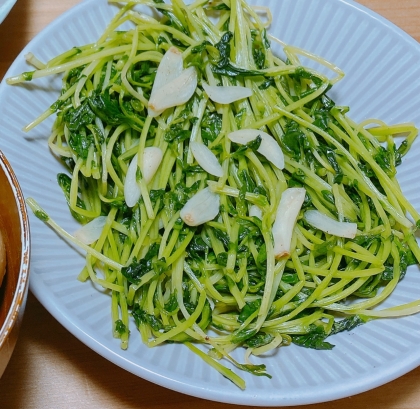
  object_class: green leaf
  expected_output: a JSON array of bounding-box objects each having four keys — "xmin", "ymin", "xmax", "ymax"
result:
[
  {"xmin": 191, "ymin": 40, "xmax": 212, "ymax": 54},
  {"xmin": 291, "ymin": 66, "xmax": 323, "ymax": 88},
  {"xmin": 398, "ymin": 247, "xmax": 417, "ymax": 280},
  {"xmin": 231, "ymin": 135, "xmax": 262, "ymax": 158},
  {"xmin": 252, "ymin": 42, "xmax": 266, "ymax": 70},
  {"xmin": 381, "ymin": 265, "xmax": 394, "ymax": 281},
  {"xmin": 164, "ymin": 291, "xmax": 179, "ymax": 313},
  {"xmin": 238, "ymin": 299, "xmax": 261, "ymax": 323},
  {"xmin": 312, "ymin": 238, "xmax": 336, "ymax": 258},
  {"xmin": 212, "ymin": 32, "xmax": 262, "ymax": 77},
  {"xmin": 207, "ymin": 2, "xmax": 230, "ymax": 10},
  {"xmin": 374, "ymin": 145, "xmax": 394, "ymax": 177},
  {"xmin": 132, "ymin": 304, "xmax": 164, "ymax": 331},
  {"xmin": 33, "ymin": 208, "xmax": 49, "ymax": 222},
  {"xmin": 88, "ymin": 92, "xmax": 132, "ymax": 127},
  {"xmin": 115, "ymin": 319, "xmax": 129, "ymax": 336},
  {"xmin": 321, "ymin": 190, "xmax": 335, "ymax": 205},
  {"xmin": 216, "ymin": 252, "xmax": 228, "ymax": 267},
  {"xmin": 234, "ymin": 362, "xmax": 272, "ymax": 378},
  {"xmin": 244, "ymin": 332, "xmax": 274, "ymax": 348},
  {"xmin": 258, "ymin": 77, "xmax": 275, "ymax": 90},
  {"xmin": 23, "ymin": 71, "xmax": 35, "ymax": 81},
  {"xmin": 256, "ymin": 243, "xmax": 267, "ymax": 268},
  {"xmin": 121, "ymin": 243, "xmax": 159, "ymax": 284},
  {"xmin": 353, "ymin": 274, "xmax": 381, "ymax": 298},
  {"xmin": 318, "ymin": 145, "xmax": 342, "ymax": 177},
  {"xmin": 352, "ymin": 234, "xmax": 381, "ymax": 248},
  {"xmin": 232, "ymin": 328, "xmax": 258, "ymax": 344},
  {"xmin": 152, "ymin": 257, "xmax": 168, "ymax": 275},
  {"xmin": 64, "ymin": 101, "xmax": 96, "ymax": 132},
  {"xmin": 213, "ymin": 227, "xmax": 230, "ymax": 248},
  {"xmin": 201, "ymin": 111, "xmax": 222, "ymax": 142},
  {"xmin": 291, "ymin": 325, "xmax": 334, "ymax": 350},
  {"xmin": 281, "ymin": 120, "xmax": 309, "ymax": 160},
  {"xmin": 164, "ymin": 181, "xmax": 201, "ymax": 212},
  {"xmin": 330, "ymin": 315, "xmax": 365, "ymax": 335},
  {"xmin": 69, "ymin": 131, "xmax": 94, "ymax": 159},
  {"xmin": 149, "ymin": 188, "xmax": 166, "ymax": 213},
  {"xmin": 397, "ymin": 139, "xmax": 409, "ymax": 162},
  {"xmin": 164, "ymin": 126, "xmax": 192, "ymax": 143},
  {"xmin": 312, "ymin": 109, "xmax": 330, "ymax": 131},
  {"xmin": 57, "ymin": 173, "xmax": 89, "ymax": 224},
  {"xmin": 282, "ymin": 272, "xmax": 299, "ymax": 284},
  {"xmin": 261, "ymin": 28, "xmax": 270, "ymax": 49}
]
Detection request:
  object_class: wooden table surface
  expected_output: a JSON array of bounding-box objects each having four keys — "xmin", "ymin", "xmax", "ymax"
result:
[{"xmin": 1, "ymin": 0, "xmax": 420, "ymax": 408}]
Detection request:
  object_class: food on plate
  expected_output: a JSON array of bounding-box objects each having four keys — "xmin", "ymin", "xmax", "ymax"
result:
[
  {"xmin": 0, "ymin": 228, "xmax": 6, "ymax": 287},
  {"xmin": 8, "ymin": 0, "xmax": 420, "ymax": 389}
]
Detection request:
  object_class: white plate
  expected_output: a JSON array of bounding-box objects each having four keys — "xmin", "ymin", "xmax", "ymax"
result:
[
  {"xmin": 1, "ymin": 0, "xmax": 420, "ymax": 405},
  {"xmin": 0, "ymin": 0, "xmax": 16, "ymax": 24}
]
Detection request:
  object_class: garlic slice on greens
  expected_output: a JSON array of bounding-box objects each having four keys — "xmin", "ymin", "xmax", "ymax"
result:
[
  {"xmin": 142, "ymin": 146, "xmax": 163, "ymax": 182},
  {"xmin": 190, "ymin": 141, "xmax": 223, "ymax": 177},
  {"xmin": 273, "ymin": 187, "xmax": 306, "ymax": 259},
  {"xmin": 249, "ymin": 204, "xmax": 263, "ymax": 219},
  {"xmin": 304, "ymin": 210, "xmax": 357, "ymax": 239},
  {"xmin": 202, "ymin": 81, "xmax": 252, "ymax": 104},
  {"xmin": 148, "ymin": 46, "xmax": 184, "ymax": 117},
  {"xmin": 74, "ymin": 216, "xmax": 107, "ymax": 245},
  {"xmin": 228, "ymin": 129, "xmax": 284, "ymax": 169},
  {"xmin": 148, "ymin": 66, "xmax": 197, "ymax": 117},
  {"xmin": 124, "ymin": 147, "xmax": 163, "ymax": 207},
  {"xmin": 180, "ymin": 187, "xmax": 220, "ymax": 226},
  {"xmin": 150, "ymin": 46, "xmax": 183, "ymax": 96}
]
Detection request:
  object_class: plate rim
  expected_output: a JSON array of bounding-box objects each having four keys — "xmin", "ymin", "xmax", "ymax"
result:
[
  {"xmin": 1, "ymin": 0, "xmax": 420, "ymax": 405},
  {"xmin": 0, "ymin": 0, "xmax": 17, "ymax": 25}
]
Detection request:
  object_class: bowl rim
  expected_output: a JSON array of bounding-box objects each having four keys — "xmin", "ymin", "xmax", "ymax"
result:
[
  {"xmin": 0, "ymin": 0, "xmax": 17, "ymax": 25},
  {"xmin": 0, "ymin": 150, "xmax": 31, "ymax": 347}
]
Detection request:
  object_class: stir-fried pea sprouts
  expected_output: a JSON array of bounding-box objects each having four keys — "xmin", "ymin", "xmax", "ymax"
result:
[{"xmin": 12, "ymin": 0, "xmax": 420, "ymax": 389}]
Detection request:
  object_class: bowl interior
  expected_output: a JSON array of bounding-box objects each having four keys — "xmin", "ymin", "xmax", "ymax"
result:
[{"xmin": 0, "ymin": 151, "xmax": 30, "ymax": 351}]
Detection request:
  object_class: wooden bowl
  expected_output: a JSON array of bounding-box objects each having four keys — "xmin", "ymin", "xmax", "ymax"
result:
[{"xmin": 0, "ymin": 150, "xmax": 30, "ymax": 377}]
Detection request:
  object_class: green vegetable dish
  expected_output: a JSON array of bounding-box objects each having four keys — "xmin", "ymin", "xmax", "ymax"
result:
[{"xmin": 8, "ymin": 0, "xmax": 420, "ymax": 389}]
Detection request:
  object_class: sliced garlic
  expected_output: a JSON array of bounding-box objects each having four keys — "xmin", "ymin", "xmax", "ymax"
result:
[
  {"xmin": 304, "ymin": 210, "xmax": 357, "ymax": 239},
  {"xmin": 228, "ymin": 129, "xmax": 284, "ymax": 169},
  {"xmin": 190, "ymin": 141, "xmax": 223, "ymax": 177},
  {"xmin": 124, "ymin": 147, "xmax": 163, "ymax": 207},
  {"xmin": 148, "ymin": 66, "xmax": 197, "ymax": 117},
  {"xmin": 202, "ymin": 82, "xmax": 252, "ymax": 104},
  {"xmin": 180, "ymin": 187, "xmax": 220, "ymax": 226},
  {"xmin": 142, "ymin": 146, "xmax": 163, "ymax": 182},
  {"xmin": 73, "ymin": 216, "xmax": 107, "ymax": 245},
  {"xmin": 125, "ymin": 155, "xmax": 141, "ymax": 208},
  {"xmin": 273, "ymin": 187, "xmax": 306, "ymax": 259},
  {"xmin": 249, "ymin": 205, "xmax": 263, "ymax": 219},
  {"xmin": 151, "ymin": 46, "xmax": 183, "ymax": 97}
]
